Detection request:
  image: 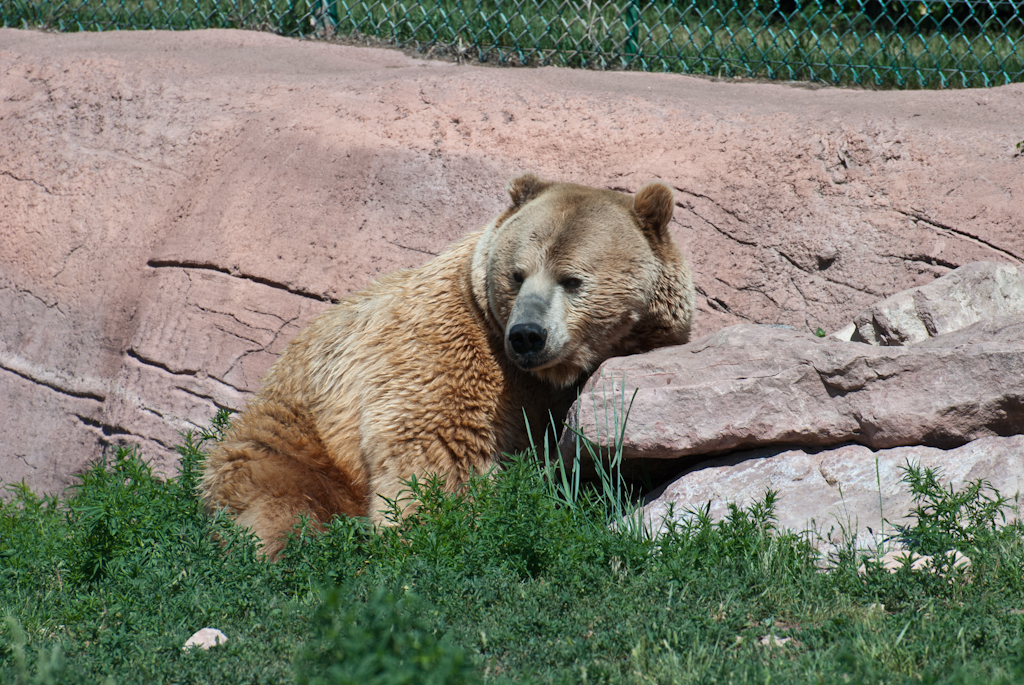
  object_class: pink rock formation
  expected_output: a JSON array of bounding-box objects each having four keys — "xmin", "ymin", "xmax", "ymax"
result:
[
  {"xmin": 2, "ymin": 29, "xmax": 1023, "ymax": 494},
  {"xmin": 642, "ymin": 435, "xmax": 1024, "ymax": 551},
  {"xmin": 836, "ymin": 261, "xmax": 1024, "ymax": 344},
  {"xmin": 562, "ymin": 316, "xmax": 1024, "ymax": 460}
]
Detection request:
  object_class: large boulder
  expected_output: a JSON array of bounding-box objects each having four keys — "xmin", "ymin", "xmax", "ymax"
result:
[
  {"xmin": 568, "ymin": 263, "xmax": 1024, "ymax": 547},
  {"xmin": 2, "ymin": 29, "xmax": 1023, "ymax": 494},
  {"xmin": 562, "ymin": 315, "xmax": 1024, "ymax": 461},
  {"xmin": 641, "ymin": 435, "xmax": 1024, "ymax": 549},
  {"xmin": 833, "ymin": 261, "xmax": 1024, "ymax": 344}
]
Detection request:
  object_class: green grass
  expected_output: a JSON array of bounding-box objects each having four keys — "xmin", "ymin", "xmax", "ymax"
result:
[
  {"xmin": 3, "ymin": 411, "xmax": 1024, "ymax": 684},
  {"xmin": 2, "ymin": 0, "xmax": 1022, "ymax": 88}
]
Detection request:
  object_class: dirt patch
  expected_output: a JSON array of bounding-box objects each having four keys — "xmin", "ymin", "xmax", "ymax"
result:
[{"xmin": 1, "ymin": 28, "xmax": 1022, "ymax": 494}]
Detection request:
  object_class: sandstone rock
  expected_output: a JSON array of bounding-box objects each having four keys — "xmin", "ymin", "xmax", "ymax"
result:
[
  {"xmin": 832, "ymin": 261, "xmax": 1024, "ymax": 344},
  {"xmin": 2, "ymin": 30, "xmax": 1023, "ymax": 495},
  {"xmin": 642, "ymin": 435, "xmax": 1024, "ymax": 549},
  {"xmin": 183, "ymin": 627, "xmax": 227, "ymax": 650},
  {"xmin": 562, "ymin": 317, "xmax": 1024, "ymax": 461}
]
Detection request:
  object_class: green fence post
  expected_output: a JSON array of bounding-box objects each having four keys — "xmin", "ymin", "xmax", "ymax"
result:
[{"xmin": 625, "ymin": 0, "xmax": 640, "ymax": 60}]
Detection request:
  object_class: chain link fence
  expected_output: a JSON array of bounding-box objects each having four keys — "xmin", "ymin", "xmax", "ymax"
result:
[{"xmin": 3, "ymin": 0, "xmax": 1023, "ymax": 87}]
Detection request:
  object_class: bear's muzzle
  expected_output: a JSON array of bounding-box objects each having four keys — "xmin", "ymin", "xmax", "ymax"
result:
[{"xmin": 508, "ymin": 322, "xmax": 548, "ymax": 358}]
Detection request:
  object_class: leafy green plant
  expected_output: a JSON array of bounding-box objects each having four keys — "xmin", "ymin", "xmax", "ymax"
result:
[
  {"xmin": 56, "ymin": 407, "xmax": 231, "ymax": 585},
  {"xmin": 3, "ymin": 411, "xmax": 1024, "ymax": 684},
  {"xmin": 295, "ymin": 585, "xmax": 479, "ymax": 685},
  {"xmin": 2, "ymin": 618, "xmax": 65, "ymax": 685},
  {"xmin": 892, "ymin": 461, "xmax": 1011, "ymax": 556},
  {"xmin": 1, "ymin": 0, "xmax": 55, "ymax": 28},
  {"xmin": 63, "ymin": 445, "xmax": 180, "ymax": 582}
]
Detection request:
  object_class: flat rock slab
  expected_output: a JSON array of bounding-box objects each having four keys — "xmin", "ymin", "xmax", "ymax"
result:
[
  {"xmin": 642, "ymin": 435, "xmax": 1024, "ymax": 551},
  {"xmin": 2, "ymin": 29, "xmax": 1023, "ymax": 494},
  {"xmin": 562, "ymin": 317, "xmax": 1024, "ymax": 460},
  {"xmin": 836, "ymin": 261, "xmax": 1024, "ymax": 345}
]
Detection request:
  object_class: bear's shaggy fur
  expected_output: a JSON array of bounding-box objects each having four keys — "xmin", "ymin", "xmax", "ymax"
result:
[{"xmin": 201, "ymin": 174, "xmax": 695, "ymax": 557}]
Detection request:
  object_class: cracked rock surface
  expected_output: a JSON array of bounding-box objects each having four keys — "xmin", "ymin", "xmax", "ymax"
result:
[
  {"xmin": 1, "ymin": 29, "xmax": 1023, "ymax": 495},
  {"xmin": 563, "ymin": 315, "xmax": 1024, "ymax": 461},
  {"xmin": 570, "ymin": 267, "xmax": 1024, "ymax": 545},
  {"xmin": 839, "ymin": 261, "xmax": 1024, "ymax": 345},
  {"xmin": 641, "ymin": 435, "xmax": 1024, "ymax": 551}
]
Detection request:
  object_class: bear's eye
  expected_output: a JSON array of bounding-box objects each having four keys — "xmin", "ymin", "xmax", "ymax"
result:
[
  {"xmin": 560, "ymin": 276, "xmax": 583, "ymax": 291},
  {"xmin": 512, "ymin": 271, "xmax": 524, "ymax": 285}
]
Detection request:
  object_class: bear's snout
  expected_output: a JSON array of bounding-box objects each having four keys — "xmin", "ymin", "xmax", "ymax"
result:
[
  {"xmin": 505, "ymin": 286, "xmax": 562, "ymax": 370},
  {"xmin": 508, "ymin": 323, "xmax": 548, "ymax": 356}
]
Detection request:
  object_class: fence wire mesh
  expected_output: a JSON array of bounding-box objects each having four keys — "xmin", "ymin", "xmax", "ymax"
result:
[{"xmin": 3, "ymin": 0, "xmax": 1023, "ymax": 87}]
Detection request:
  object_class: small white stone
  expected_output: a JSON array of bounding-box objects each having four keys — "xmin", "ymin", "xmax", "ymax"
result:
[
  {"xmin": 759, "ymin": 635, "xmax": 793, "ymax": 647},
  {"xmin": 830, "ymin": 323, "xmax": 856, "ymax": 341},
  {"xmin": 183, "ymin": 627, "xmax": 228, "ymax": 650}
]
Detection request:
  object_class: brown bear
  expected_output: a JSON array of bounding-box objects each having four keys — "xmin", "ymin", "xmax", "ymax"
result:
[{"xmin": 201, "ymin": 173, "xmax": 695, "ymax": 558}]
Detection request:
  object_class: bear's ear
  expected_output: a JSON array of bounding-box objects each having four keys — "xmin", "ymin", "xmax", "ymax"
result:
[
  {"xmin": 633, "ymin": 181, "xmax": 675, "ymax": 243},
  {"xmin": 507, "ymin": 173, "xmax": 551, "ymax": 208}
]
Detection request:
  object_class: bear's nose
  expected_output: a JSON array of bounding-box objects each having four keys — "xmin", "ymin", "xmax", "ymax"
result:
[{"xmin": 508, "ymin": 323, "xmax": 547, "ymax": 355}]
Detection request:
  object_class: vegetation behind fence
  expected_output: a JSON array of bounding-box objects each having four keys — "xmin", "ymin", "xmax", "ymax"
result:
[{"xmin": 2, "ymin": 0, "xmax": 1023, "ymax": 87}]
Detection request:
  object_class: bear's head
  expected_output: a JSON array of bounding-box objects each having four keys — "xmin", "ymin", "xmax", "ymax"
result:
[{"xmin": 470, "ymin": 173, "xmax": 694, "ymax": 388}]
